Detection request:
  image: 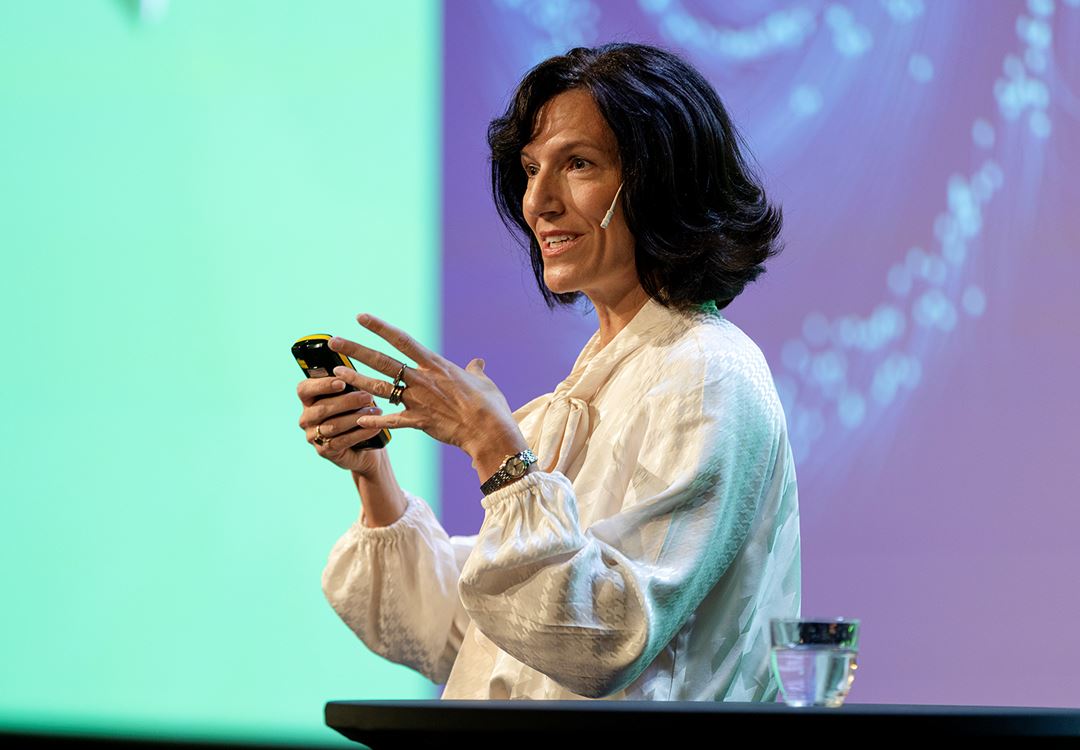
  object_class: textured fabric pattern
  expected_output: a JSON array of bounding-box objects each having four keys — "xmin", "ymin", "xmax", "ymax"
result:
[{"xmin": 321, "ymin": 297, "xmax": 801, "ymax": 700}]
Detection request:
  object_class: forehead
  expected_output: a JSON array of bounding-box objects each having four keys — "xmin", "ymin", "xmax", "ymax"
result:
[{"xmin": 523, "ymin": 88, "xmax": 618, "ymax": 157}]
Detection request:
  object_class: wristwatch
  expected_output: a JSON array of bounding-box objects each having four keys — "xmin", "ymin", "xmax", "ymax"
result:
[{"xmin": 480, "ymin": 449, "xmax": 538, "ymax": 496}]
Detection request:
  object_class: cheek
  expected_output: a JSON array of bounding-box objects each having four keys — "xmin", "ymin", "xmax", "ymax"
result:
[
  {"xmin": 568, "ymin": 181, "xmax": 609, "ymax": 220},
  {"xmin": 612, "ymin": 225, "xmax": 637, "ymax": 266}
]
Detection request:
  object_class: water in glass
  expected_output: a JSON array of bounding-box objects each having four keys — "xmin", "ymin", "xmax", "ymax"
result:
[{"xmin": 771, "ymin": 644, "xmax": 857, "ymax": 707}]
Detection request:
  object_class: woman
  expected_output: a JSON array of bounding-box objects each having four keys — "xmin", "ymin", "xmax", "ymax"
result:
[{"xmin": 298, "ymin": 43, "xmax": 801, "ymax": 701}]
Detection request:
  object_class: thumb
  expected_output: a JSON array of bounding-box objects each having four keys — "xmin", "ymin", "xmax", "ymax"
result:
[{"xmin": 466, "ymin": 357, "xmax": 487, "ymax": 376}]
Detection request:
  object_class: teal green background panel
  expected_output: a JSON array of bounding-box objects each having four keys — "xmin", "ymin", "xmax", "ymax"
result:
[{"xmin": 0, "ymin": 2, "xmax": 441, "ymax": 746}]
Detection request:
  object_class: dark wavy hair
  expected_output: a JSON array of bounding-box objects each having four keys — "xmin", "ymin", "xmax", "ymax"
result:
[{"xmin": 488, "ymin": 42, "xmax": 784, "ymax": 312}]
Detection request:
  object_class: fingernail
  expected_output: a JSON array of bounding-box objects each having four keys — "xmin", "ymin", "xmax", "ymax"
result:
[
  {"xmin": 357, "ymin": 314, "xmax": 371, "ymax": 325},
  {"xmin": 332, "ymin": 379, "xmax": 345, "ymax": 390},
  {"xmin": 333, "ymin": 366, "xmax": 346, "ymax": 377},
  {"xmin": 330, "ymin": 336, "xmax": 342, "ymax": 347}
]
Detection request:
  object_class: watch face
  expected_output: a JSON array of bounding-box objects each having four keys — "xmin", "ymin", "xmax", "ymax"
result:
[{"xmin": 507, "ymin": 457, "xmax": 525, "ymax": 477}]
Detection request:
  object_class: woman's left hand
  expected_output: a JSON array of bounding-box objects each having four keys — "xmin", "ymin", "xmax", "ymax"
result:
[{"xmin": 327, "ymin": 313, "xmax": 527, "ymax": 470}]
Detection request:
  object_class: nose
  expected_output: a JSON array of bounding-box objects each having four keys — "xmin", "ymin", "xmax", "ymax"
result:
[{"xmin": 522, "ymin": 168, "xmax": 564, "ymax": 224}]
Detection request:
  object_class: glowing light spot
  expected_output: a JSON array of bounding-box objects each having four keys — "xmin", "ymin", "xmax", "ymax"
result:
[
  {"xmin": 920, "ymin": 255, "xmax": 947, "ymax": 285},
  {"xmin": 947, "ymin": 176, "xmax": 982, "ymax": 237},
  {"xmin": 914, "ymin": 289, "xmax": 957, "ymax": 331},
  {"xmin": 834, "ymin": 316, "xmax": 860, "ymax": 349},
  {"xmin": 825, "ymin": 4, "xmax": 854, "ymax": 26},
  {"xmin": 972, "ymin": 118, "xmax": 995, "ymax": 149},
  {"xmin": 836, "ymin": 27, "xmax": 873, "ymax": 57},
  {"xmin": 888, "ymin": 264, "xmax": 913, "ymax": 296},
  {"xmin": 906, "ymin": 246, "xmax": 928, "ymax": 273},
  {"xmin": 796, "ymin": 409, "xmax": 826, "ymax": 441},
  {"xmin": 971, "ymin": 170, "xmax": 995, "ymax": 202},
  {"xmin": 811, "ymin": 351, "xmax": 847, "ymax": 387},
  {"xmin": 882, "ymin": 0, "xmax": 925, "ymax": 23},
  {"xmin": 908, "ymin": 54, "xmax": 934, "ymax": 82},
  {"xmin": 1028, "ymin": 0, "xmax": 1054, "ymax": 16},
  {"xmin": 643, "ymin": 4, "xmax": 817, "ymax": 62},
  {"xmin": 962, "ymin": 285, "xmax": 987, "ymax": 317},
  {"xmin": 1017, "ymin": 15, "xmax": 1052, "ymax": 49},
  {"xmin": 782, "ymin": 339, "xmax": 811, "ymax": 373},
  {"xmin": 980, "ymin": 160, "xmax": 1004, "ymax": 189},
  {"xmin": 942, "ymin": 240, "xmax": 966, "ymax": 265},
  {"xmin": 838, "ymin": 392, "xmax": 866, "ymax": 428},
  {"xmin": 1030, "ymin": 109, "xmax": 1052, "ymax": 138},
  {"xmin": 934, "ymin": 213, "xmax": 959, "ymax": 244},
  {"xmin": 871, "ymin": 363, "xmax": 899, "ymax": 405},
  {"xmin": 826, "ymin": 4, "xmax": 873, "ymax": 57},
  {"xmin": 803, "ymin": 313, "xmax": 831, "ymax": 346},
  {"xmin": 872, "ymin": 305, "xmax": 906, "ymax": 342},
  {"xmin": 899, "ymin": 355, "xmax": 922, "ymax": 388},
  {"xmin": 790, "ymin": 85, "xmax": 824, "ymax": 117}
]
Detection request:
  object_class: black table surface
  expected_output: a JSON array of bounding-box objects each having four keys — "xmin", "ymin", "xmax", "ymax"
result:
[{"xmin": 325, "ymin": 699, "xmax": 1080, "ymax": 747}]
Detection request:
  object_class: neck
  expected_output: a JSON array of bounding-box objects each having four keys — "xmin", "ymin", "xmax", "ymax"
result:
[{"xmin": 590, "ymin": 285, "xmax": 651, "ymax": 351}]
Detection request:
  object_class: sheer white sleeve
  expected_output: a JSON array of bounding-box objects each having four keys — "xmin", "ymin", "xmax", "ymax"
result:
[{"xmin": 321, "ymin": 492, "xmax": 475, "ymax": 685}]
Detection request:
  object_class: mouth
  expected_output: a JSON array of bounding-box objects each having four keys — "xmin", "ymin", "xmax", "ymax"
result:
[{"xmin": 540, "ymin": 233, "xmax": 582, "ymax": 257}]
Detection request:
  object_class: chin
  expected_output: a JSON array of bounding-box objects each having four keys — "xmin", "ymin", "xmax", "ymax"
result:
[{"xmin": 543, "ymin": 272, "xmax": 579, "ymax": 296}]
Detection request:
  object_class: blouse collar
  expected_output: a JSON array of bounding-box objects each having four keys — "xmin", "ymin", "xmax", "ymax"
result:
[{"xmin": 553, "ymin": 296, "xmax": 718, "ymax": 404}]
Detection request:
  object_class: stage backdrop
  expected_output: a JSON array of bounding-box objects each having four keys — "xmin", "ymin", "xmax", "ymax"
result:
[
  {"xmin": 439, "ymin": 0, "xmax": 1080, "ymax": 708},
  {"xmin": 2, "ymin": 1, "xmax": 1079, "ymax": 747},
  {"xmin": 0, "ymin": 2, "xmax": 440, "ymax": 747}
]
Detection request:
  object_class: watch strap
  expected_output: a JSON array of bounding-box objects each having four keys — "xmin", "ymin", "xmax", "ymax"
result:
[{"xmin": 480, "ymin": 449, "xmax": 538, "ymax": 496}]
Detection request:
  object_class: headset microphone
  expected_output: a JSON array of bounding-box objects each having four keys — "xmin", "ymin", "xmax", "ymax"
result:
[{"xmin": 600, "ymin": 182, "xmax": 624, "ymax": 229}]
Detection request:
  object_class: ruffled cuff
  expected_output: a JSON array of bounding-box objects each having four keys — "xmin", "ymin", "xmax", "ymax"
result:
[
  {"xmin": 351, "ymin": 491, "xmax": 430, "ymax": 543},
  {"xmin": 479, "ymin": 469, "xmax": 574, "ymax": 512}
]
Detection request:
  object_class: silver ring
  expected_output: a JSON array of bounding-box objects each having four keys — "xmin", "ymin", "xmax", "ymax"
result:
[{"xmin": 314, "ymin": 425, "xmax": 330, "ymax": 446}]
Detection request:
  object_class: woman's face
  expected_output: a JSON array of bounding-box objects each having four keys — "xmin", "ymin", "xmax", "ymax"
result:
[{"xmin": 520, "ymin": 89, "xmax": 638, "ymax": 306}]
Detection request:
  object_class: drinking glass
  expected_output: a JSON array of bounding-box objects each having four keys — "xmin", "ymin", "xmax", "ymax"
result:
[{"xmin": 770, "ymin": 618, "xmax": 859, "ymax": 707}]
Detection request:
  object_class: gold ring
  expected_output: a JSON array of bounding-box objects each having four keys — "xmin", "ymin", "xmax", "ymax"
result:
[
  {"xmin": 314, "ymin": 425, "xmax": 330, "ymax": 445},
  {"xmin": 388, "ymin": 381, "xmax": 407, "ymax": 406},
  {"xmin": 388, "ymin": 363, "xmax": 409, "ymax": 406}
]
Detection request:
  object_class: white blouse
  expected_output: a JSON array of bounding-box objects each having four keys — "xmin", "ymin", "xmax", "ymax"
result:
[{"xmin": 321, "ymin": 296, "xmax": 801, "ymax": 701}]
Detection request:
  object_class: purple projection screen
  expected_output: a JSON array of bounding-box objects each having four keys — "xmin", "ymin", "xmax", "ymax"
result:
[{"xmin": 439, "ymin": 1, "xmax": 1080, "ymax": 706}]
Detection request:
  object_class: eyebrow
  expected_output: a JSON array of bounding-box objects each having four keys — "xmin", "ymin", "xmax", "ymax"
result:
[{"xmin": 520, "ymin": 140, "xmax": 604, "ymax": 161}]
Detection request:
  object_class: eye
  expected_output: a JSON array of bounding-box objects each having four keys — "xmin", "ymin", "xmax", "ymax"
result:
[
  {"xmin": 523, "ymin": 163, "xmax": 539, "ymax": 177},
  {"xmin": 570, "ymin": 157, "xmax": 589, "ymax": 170}
]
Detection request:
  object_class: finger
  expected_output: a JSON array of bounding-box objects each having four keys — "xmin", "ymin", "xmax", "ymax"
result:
[
  {"xmin": 336, "ymin": 408, "xmax": 386, "ymax": 448},
  {"xmin": 316, "ymin": 404, "xmax": 380, "ymax": 438},
  {"xmin": 331, "ymin": 364, "xmax": 396, "ymax": 401},
  {"xmin": 299, "ymin": 390, "xmax": 376, "ymax": 428},
  {"xmin": 327, "ymin": 335, "xmax": 410, "ymax": 381},
  {"xmin": 310, "ymin": 407, "xmax": 384, "ymax": 452},
  {"xmin": 297, "ymin": 376, "xmax": 348, "ymax": 407},
  {"xmin": 355, "ymin": 410, "xmax": 426, "ymax": 431},
  {"xmin": 354, "ymin": 313, "xmax": 443, "ymax": 368}
]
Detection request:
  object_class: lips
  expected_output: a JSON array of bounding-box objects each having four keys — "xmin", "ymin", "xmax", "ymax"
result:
[{"xmin": 540, "ymin": 232, "xmax": 583, "ymax": 257}]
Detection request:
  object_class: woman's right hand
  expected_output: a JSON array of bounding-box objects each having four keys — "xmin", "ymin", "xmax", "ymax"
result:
[{"xmin": 297, "ymin": 377, "xmax": 386, "ymax": 476}]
